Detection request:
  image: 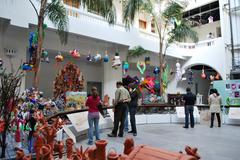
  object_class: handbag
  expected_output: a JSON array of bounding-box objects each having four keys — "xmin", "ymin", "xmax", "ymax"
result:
[{"xmin": 97, "ymin": 103, "xmax": 105, "ymax": 117}]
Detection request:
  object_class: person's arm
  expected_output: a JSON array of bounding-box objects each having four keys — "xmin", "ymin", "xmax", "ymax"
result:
[
  {"xmin": 124, "ymin": 91, "xmax": 131, "ymax": 103},
  {"xmin": 85, "ymin": 98, "xmax": 90, "ymax": 108}
]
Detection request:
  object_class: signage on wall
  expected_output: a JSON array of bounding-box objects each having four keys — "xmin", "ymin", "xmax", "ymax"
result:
[{"xmin": 213, "ymin": 80, "xmax": 240, "ymax": 106}]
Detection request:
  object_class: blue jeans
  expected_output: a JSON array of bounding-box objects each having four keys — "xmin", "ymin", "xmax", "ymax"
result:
[
  {"xmin": 88, "ymin": 115, "xmax": 100, "ymax": 144},
  {"xmin": 184, "ymin": 105, "xmax": 194, "ymax": 128}
]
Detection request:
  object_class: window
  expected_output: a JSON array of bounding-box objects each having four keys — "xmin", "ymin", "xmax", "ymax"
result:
[
  {"xmin": 151, "ymin": 19, "xmax": 155, "ymax": 33},
  {"xmin": 63, "ymin": 0, "xmax": 80, "ymax": 8},
  {"xmin": 216, "ymin": 27, "xmax": 221, "ymax": 37},
  {"xmin": 139, "ymin": 19, "xmax": 147, "ymax": 30}
]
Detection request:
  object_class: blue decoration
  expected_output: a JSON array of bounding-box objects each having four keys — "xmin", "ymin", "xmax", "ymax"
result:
[
  {"xmin": 22, "ymin": 63, "xmax": 33, "ymax": 71},
  {"xmin": 104, "ymin": 54, "xmax": 109, "ymax": 62},
  {"xmin": 154, "ymin": 80, "xmax": 160, "ymax": 89},
  {"xmin": 153, "ymin": 66, "xmax": 160, "ymax": 75}
]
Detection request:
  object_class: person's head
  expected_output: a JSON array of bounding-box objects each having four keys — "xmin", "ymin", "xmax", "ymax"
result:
[
  {"xmin": 91, "ymin": 87, "xmax": 98, "ymax": 98},
  {"xmin": 213, "ymin": 88, "xmax": 220, "ymax": 96},
  {"xmin": 186, "ymin": 87, "xmax": 191, "ymax": 93},
  {"xmin": 116, "ymin": 81, "xmax": 123, "ymax": 88},
  {"xmin": 209, "ymin": 88, "xmax": 214, "ymax": 95},
  {"xmin": 209, "ymin": 32, "xmax": 212, "ymax": 35}
]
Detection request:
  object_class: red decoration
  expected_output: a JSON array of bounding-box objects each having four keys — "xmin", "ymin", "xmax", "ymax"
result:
[
  {"xmin": 70, "ymin": 49, "xmax": 80, "ymax": 58},
  {"xmin": 201, "ymin": 68, "xmax": 206, "ymax": 79}
]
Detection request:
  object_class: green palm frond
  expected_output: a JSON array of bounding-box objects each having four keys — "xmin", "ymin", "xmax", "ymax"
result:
[
  {"xmin": 162, "ymin": 2, "xmax": 184, "ymax": 20},
  {"xmin": 45, "ymin": 0, "xmax": 69, "ymax": 45},
  {"xmin": 123, "ymin": 0, "xmax": 150, "ymax": 28},
  {"xmin": 168, "ymin": 20, "xmax": 198, "ymax": 43},
  {"xmin": 80, "ymin": 0, "xmax": 116, "ymax": 24},
  {"xmin": 127, "ymin": 46, "xmax": 148, "ymax": 61}
]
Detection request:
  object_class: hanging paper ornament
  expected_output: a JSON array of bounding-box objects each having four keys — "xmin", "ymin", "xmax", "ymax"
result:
[
  {"xmin": 94, "ymin": 53, "xmax": 102, "ymax": 62},
  {"xmin": 137, "ymin": 61, "xmax": 146, "ymax": 75},
  {"xmin": 55, "ymin": 54, "xmax": 64, "ymax": 62},
  {"xmin": 112, "ymin": 52, "xmax": 121, "ymax": 68},
  {"xmin": 0, "ymin": 58, "xmax": 3, "ymax": 68},
  {"xmin": 215, "ymin": 73, "xmax": 220, "ymax": 80},
  {"xmin": 22, "ymin": 63, "xmax": 33, "ymax": 71},
  {"xmin": 123, "ymin": 61, "xmax": 129, "ymax": 75},
  {"xmin": 103, "ymin": 51, "xmax": 109, "ymax": 62},
  {"xmin": 154, "ymin": 79, "xmax": 160, "ymax": 90},
  {"xmin": 210, "ymin": 75, "xmax": 215, "ymax": 81},
  {"xmin": 145, "ymin": 57, "xmax": 151, "ymax": 65},
  {"xmin": 201, "ymin": 67, "xmax": 206, "ymax": 79},
  {"xmin": 41, "ymin": 49, "xmax": 49, "ymax": 63},
  {"xmin": 70, "ymin": 49, "xmax": 80, "ymax": 58},
  {"xmin": 153, "ymin": 66, "xmax": 160, "ymax": 75}
]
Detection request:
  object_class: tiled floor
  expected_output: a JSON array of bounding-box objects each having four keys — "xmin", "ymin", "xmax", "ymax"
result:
[{"xmin": 76, "ymin": 123, "xmax": 240, "ymax": 160}]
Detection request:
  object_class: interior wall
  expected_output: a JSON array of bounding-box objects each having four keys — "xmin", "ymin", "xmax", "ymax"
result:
[{"xmin": 25, "ymin": 53, "xmax": 104, "ymax": 97}]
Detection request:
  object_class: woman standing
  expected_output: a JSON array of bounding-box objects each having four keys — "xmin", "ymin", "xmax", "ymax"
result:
[
  {"xmin": 86, "ymin": 87, "xmax": 101, "ymax": 145},
  {"xmin": 128, "ymin": 83, "xmax": 139, "ymax": 136},
  {"xmin": 208, "ymin": 89, "xmax": 222, "ymax": 128}
]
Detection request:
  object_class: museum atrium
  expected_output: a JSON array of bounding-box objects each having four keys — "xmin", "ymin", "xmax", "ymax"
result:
[{"xmin": 0, "ymin": 0, "xmax": 239, "ymax": 159}]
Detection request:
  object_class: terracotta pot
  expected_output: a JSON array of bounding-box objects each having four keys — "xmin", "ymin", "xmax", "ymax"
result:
[
  {"xmin": 66, "ymin": 138, "xmax": 74, "ymax": 159},
  {"xmin": 123, "ymin": 137, "xmax": 134, "ymax": 155},
  {"xmin": 107, "ymin": 150, "xmax": 119, "ymax": 160},
  {"xmin": 87, "ymin": 146, "xmax": 97, "ymax": 160},
  {"xmin": 95, "ymin": 140, "xmax": 108, "ymax": 160}
]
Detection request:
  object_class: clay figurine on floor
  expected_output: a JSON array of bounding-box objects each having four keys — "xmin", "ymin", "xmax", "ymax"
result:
[
  {"xmin": 185, "ymin": 146, "xmax": 201, "ymax": 159},
  {"xmin": 54, "ymin": 140, "xmax": 64, "ymax": 159},
  {"xmin": 66, "ymin": 138, "xmax": 74, "ymax": 159},
  {"xmin": 39, "ymin": 144, "xmax": 53, "ymax": 160},
  {"xmin": 123, "ymin": 137, "xmax": 134, "ymax": 155}
]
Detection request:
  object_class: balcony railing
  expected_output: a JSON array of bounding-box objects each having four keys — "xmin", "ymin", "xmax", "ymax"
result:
[{"xmin": 175, "ymin": 39, "xmax": 217, "ymax": 49}]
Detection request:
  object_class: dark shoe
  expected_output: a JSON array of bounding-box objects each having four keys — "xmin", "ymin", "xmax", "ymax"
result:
[
  {"xmin": 183, "ymin": 126, "xmax": 189, "ymax": 129},
  {"xmin": 133, "ymin": 133, "xmax": 137, "ymax": 136},
  {"xmin": 118, "ymin": 134, "xmax": 123, "ymax": 137},
  {"xmin": 128, "ymin": 130, "xmax": 134, "ymax": 133},
  {"xmin": 218, "ymin": 125, "xmax": 221, "ymax": 127},
  {"xmin": 108, "ymin": 134, "xmax": 117, "ymax": 137},
  {"xmin": 191, "ymin": 126, "xmax": 194, "ymax": 128},
  {"xmin": 210, "ymin": 126, "xmax": 213, "ymax": 128}
]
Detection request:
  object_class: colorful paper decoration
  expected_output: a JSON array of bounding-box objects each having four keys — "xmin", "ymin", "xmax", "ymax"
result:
[
  {"xmin": 215, "ymin": 73, "xmax": 220, "ymax": 80},
  {"xmin": 112, "ymin": 52, "xmax": 121, "ymax": 68},
  {"xmin": 0, "ymin": 58, "xmax": 3, "ymax": 67},
  {"xmin": 145, "ymin": 57, "xmax": 150, "ymax": 65},
  {"xmin": 137, "ymin": 61, "xmax": 146, "ymax": 75},
  {"xmin": 123, "ymin": 61, "xmax": 129, "ymax": 75},
  {"xmin": 22, "ymin": 63, "xmax": 33, "ymax": 71},
  {"xmin": 201, "ymin": 67, "xmax": 206, "ymax": 79},
  {"xmin": 70, "ymin": 49, "xmax": 80, "ymax": 58},
  {"xmin": 103, "ymin": 52, "xmax": 109, "ymax": 62},
  {"xmin": 55, "ymin": 54, "xmax": 64, "ymax": 62},
  {"xmin": 153, "ymin": 66, "xmax": 160, "ymax": 75},
  {"xmin": 94, "ymin": 53, "xmax": 102, "ymax": 62},
  {"xmin": 41, "ymin": 49, "xmax": 49, "ymax": 63}
]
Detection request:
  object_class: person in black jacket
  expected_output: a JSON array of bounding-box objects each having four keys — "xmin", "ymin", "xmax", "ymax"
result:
[
  {"xmin": 183, "ymin": 87, "xmax": 196, "ymax": 129},
  {"xmin": 128, "ymin": 83, "xmax": 138, "ymax": 136}
]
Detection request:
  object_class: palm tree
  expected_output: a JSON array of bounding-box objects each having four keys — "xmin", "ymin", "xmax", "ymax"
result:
[
  {"xmin": 123, "ymin": 0, "xmax": 198, "ymax": 96},
  {"xmin": 28, "ymin": 0, "xmax": 116, "ymax": 89}
]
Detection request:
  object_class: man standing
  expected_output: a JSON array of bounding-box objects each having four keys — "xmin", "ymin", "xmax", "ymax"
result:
[
  {"xmin": 108, "ymin": 81, "xmax": 131, "ymax": 137},
  {"xmin": 183, "ymin": 87, "xmax": 196, "ymax": 129}
]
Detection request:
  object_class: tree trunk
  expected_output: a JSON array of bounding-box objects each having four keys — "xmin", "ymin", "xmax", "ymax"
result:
[
  {"xmin": 159, "ymin": 41, "xmax": 164, "ymax": 97},
  {"xmin": 33, "ymin": 0, "xmax": 46, "ymax": 89},
  {"xmin": 1, "ymin": 131, "xmax": 7, "ymax": 158}
]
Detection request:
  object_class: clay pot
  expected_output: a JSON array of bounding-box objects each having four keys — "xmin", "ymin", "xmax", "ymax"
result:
[
  {"xmin": 87, "ymin": 146, "xmax": 97, "ymax": 160},
  {"xmin": 95, "ymin": 140, "xmax": 108, "ymax": 160},
  {"xmin": 123, "ymin": 137, "xmax": 134, "ymax": 155},
  {"xmin": 16, "ymin": 149, "xmax": 25, "ymax": 160},
  {"xmin": 107, "ymin": 149, "xmax": 119, "ymax": 160},
  {"xmin": 40, "ymin": 144, "xmax": 53, "ymax": 160},
  {"xmin": 66, "ymin": 138, "xmax": 74, "ymax": 159}
]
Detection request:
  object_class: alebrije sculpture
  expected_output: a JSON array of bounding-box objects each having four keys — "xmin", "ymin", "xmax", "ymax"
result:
[
  {"xmin": 123, "ymin": 61, "xmax": 129, "ymax": 75},
  {"xmin": 34, "ymin": 132, "xmax": 46, "ymax": 160},
  {"xmin": 137, "ymin": 61, "xmax": 146, "ymax": 75},
  {"xmin": 153, "ymin": 66, "xmax": 160, "ymax": 75},
  {"xmin": 41, "ymin": 48, "xmax": 49, "ymax": 63},
  {"xmin": 55, "ymin": 54, "xmax": 64, "ymax": 62}
]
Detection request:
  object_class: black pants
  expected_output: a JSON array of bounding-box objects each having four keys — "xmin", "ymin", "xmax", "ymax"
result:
[
  {"xmin": 129, "ymin": 103, "xmax": 137, "ymax": 133},
  {"xmin": 211, "ymin": 113, "xmax": 221, "ymax": 127},
  {"xmin": 112, "ymin": 103, "xmax": 127, "ymax": 136},
  {"xmin": 184, "ymin": 105, "xmax": 194, "ymax": 128}
]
